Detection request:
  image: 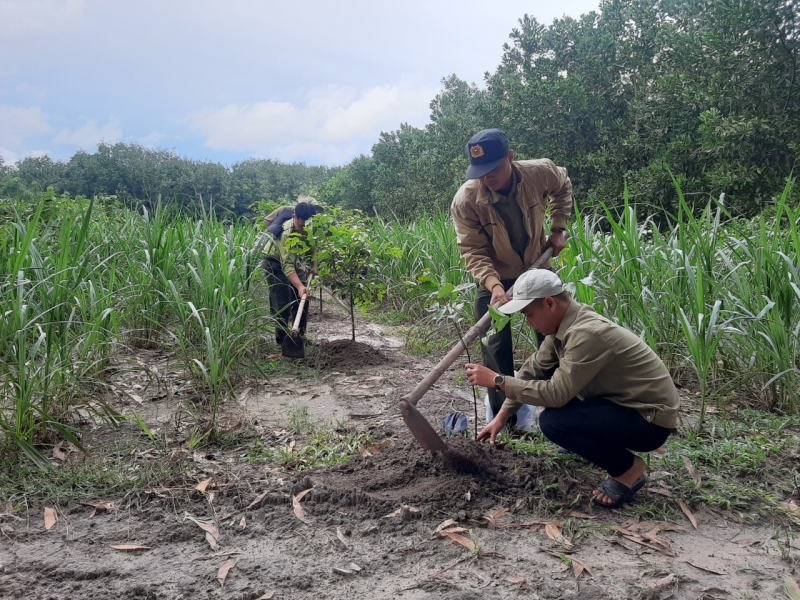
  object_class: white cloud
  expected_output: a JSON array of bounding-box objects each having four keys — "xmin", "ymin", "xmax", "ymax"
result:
[
  {"xmin": 0, "ymin": 105, "xmax": 52, "ymax": 146},
  {"xmin": 54, "ymin": 118, "xmax": 122, "ymax": 149},
  {"xmin": 0, "ymin": 147, "xmax": 18, "ymax": 164},
  {"xmin": 189, "ymin": 83, "xmax": 437, "ymax": 162},
  {"xmin": 0, "ymin": 0, "xmax": 85, "ymax": 38},
  {"xmin": 138, "ymin": 131, "xmax": 168, "ymax": 148}
]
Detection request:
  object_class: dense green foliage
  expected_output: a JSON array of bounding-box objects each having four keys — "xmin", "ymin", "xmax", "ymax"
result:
[
  {"xmin": 321, "ymin": 0, "xmax": 799, "ymax": 220},
  {"xmin": 0, "ymin": 145, "xmax": 337, "ymax": 216}
]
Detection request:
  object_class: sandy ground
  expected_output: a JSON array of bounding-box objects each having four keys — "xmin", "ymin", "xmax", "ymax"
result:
[{"xmin": 0, "ymin": 299, "xmax": 797, "ymax": 599}]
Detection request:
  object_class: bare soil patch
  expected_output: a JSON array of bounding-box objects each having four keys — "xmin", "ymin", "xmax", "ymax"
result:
[{"xmin": 0, "ymin": 297, "xmax": 797, "ymax": 599}]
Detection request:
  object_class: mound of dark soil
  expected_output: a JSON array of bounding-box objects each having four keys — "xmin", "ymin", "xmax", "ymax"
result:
[
  {"xmin": 314, "ymin": 338, "xmax": 389, "ymax": 369},
  {"xmin": 290, "ymin": 438, "xmax": 594, "ymax": 523}
]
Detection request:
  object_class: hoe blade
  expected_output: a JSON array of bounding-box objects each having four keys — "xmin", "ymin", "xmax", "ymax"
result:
[{"xmin": 399, "ymin": 398, "xmax": 447, "ymax": 453}]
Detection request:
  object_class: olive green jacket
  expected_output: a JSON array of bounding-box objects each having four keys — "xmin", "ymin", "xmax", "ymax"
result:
[
  {"xmin": 451, "ymin": 159, "xmax": 572, "ymax": 292},
  {"xmin": 502, "ymin": 301, "xmax": 680, "ymax": 430},
  {"xmin": 262, "ymin": 218, "xmax": 303, "ymax": 278}
]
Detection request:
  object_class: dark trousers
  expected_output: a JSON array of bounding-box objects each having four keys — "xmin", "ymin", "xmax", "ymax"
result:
[
  {"xmin": 539, "ymin": 397, "xmax": 671, "ymax": 477},
  {"xmin": 475, "ymin": 280, "xmax": 544, "ymax": 419},
  {"xmin": 262, "ymin": 258, "xmax": 308, "ymax": 344}
]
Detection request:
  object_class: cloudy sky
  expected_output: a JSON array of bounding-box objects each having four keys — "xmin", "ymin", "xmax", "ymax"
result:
[{"xmin": 0, "ymin": 0, "xmax": 600, "ymax": 167}]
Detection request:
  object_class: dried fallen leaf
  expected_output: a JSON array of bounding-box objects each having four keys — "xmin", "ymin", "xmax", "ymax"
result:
[
  {"xmin": 507, "ymin": 576, "xmax": 525, "ymax": 584},
  {"xmin": 293, "ymin": 495, "xmax": 309, "ymax": 523},
  {"xmin": 255, "ymin": 593, "xmax": 274, "ymax": 600},
  {"xmin": 52, "ymin": 441, "xmax": 68, "ymax": 461},
  {"xmin": 110, "ymin": 544, "xmax": 152, "ymax": 552},
  {"xmin": 336, "ymin": 527, "xmax": 349, "ymax": 549},
  {"xmin": 206, "ymin": 531, "xmax": 219, "ymax": 551},
  {"xmin": 572, "ymin": 557, "xmax": 593, "ymax": 577},
  {"xmin": 187, "ymin": 517, "xmax": 220, "ymax": 541},
  {"xmin": 648, "ymin": 573, "xmax": 676, "ymax": 589},
  {"xmin": 441, "ymin": 526, "xmax": 469, "ymax": 534},
  {"xmin": 484, "ymin": 507, "xmax": 509, "ymax": 528},
  {"xmin": 736, "ymin": 538, "xmax": 761, "ymax": 547},
  {"xmin": 359, "ymin": 448, "xmax": 372, "ymax": 458},
  {"xmin": 565, "ymin": 510, "xmax": 595, "ymax": 520},
  {"xmin": 217, "ymin": 558, "xmax": 238, "ymax": 587},
  {"xmin": 239, "ymin": 516, "xmax": 246, "ymax": 531},
  {"xmin": 295, "ymin": 488, "xmax": 313, "ymax": 501},
  {"xmin": 44, "ymin": 507, "xmax": 57, "ymax": 530},
  {"xmin": 679, "ymin": 501, "xmax": 699, "ymax": 529},
  {"xmin": 647, "ymin": 487, "xmax": 674, "ymax": 497},
  {"xmin": 682, "ymin": 456, "xmax": 702, "ymax": 489},
  {"xmin": 434, "ymin": 519, "xmax": 458, "ymax": 534},
  {"xmin": 383, "ymin": 504, "xmax": 420, "ymax": 519},
  {"xmin": 195, "ymin": 478, "xmax": 212, "ymax": 493},
  {"xmin": 544, "ymin": 521, "xmax": 572, "ymax": 548},
  {"xmin": 545, "ymin": 522, "xmax": 561, "ymax": 541},
  {"xmin": 80, "ymin": 501, "xmax": 116, "ymax": 518},
  {"xmin": 785, "ymin": 576, "xmax": 800, "ymax": 600},
  {"xmin": 440, "ymin": 531, "xmax": 476, "ymax": 551},
  {"xmin": 247, "ymin": 491, "xmax": 268, "ymax": 510}
]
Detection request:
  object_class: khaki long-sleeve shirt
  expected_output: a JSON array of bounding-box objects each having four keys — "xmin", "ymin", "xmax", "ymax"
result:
[
  {"xmin": 502, "ymin": 301, "xmax": 679, "ymax": 430},
  {"xmin": 451, "ymin": 159, "xmax": 573, "ymax": 293}
]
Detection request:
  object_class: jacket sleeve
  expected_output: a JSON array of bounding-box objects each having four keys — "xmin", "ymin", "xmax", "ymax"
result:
[
  {"xmin": 542, "ymin": 160, "xmax": 573, "ymax": 230},
  {"xmin": 451, "ymin": 195, "xmax": 502, "ymax": 293},
  {"xmin": 501, "ymin": 329, "xmax": 614, "ymax": 412}
]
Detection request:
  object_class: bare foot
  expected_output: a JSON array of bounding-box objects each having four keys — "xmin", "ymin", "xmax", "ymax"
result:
[{"xmin": 592, "ymin": 456, "xmax": 647, "ymax": 506}]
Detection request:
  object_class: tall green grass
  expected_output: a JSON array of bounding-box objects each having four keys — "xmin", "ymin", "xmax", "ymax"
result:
[{"xmin": 0, "ymin": 194, "xmax": 268, "ymax": 466}]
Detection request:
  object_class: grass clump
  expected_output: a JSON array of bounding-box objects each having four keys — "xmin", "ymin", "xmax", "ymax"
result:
[
  {"xmin": 0, "ymin": 440, "xmax": 192, "ymax": 505},
  {"xmin": 249, "ymin": 407, "xmax": 376, "ymax": 471}
]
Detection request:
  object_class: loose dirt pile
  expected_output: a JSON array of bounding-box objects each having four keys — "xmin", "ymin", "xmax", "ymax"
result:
[{"xmin": 314, "ymin": 339, "xmax": 390, "ymax": 369}]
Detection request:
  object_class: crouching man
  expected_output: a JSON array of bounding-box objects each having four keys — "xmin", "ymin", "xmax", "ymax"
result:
[{"xmin": 465, "ymin": 269, "xmax": 679, "ymax": 507}]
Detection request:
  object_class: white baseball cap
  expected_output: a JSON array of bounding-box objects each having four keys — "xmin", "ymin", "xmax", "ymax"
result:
[{"xmin": 498, "ymin": 269, "xmax": 565, "ymax": 314}]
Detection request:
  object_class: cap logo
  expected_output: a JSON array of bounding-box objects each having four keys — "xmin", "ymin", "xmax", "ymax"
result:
[{"xmin": 470, "ymin": 144, "xmax": 485, "ymax": 159}]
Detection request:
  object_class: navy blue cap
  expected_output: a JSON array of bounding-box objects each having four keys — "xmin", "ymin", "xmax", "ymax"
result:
[{"xmin": 465, "ymin": 129, "xmax": 510, "ymax": 179}]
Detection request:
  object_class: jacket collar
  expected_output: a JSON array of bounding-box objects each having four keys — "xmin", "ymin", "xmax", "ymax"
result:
[
  {"xmin": 475, "ymin": 163, "xmax": 523, "ymax": 206},
  {"xmin": 555, "ymin": 300, "xmax": 580, "ymax": 341}
]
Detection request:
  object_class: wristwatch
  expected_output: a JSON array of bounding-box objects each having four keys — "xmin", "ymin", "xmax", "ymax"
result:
[{"xmin": 493, "ymin": 374, "xmax": 505, "ymax": 390}]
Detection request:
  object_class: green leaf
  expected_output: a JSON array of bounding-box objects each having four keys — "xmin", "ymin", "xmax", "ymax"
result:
[{"xmin": 488, "ymin": 305, "xmax": 511, "ymax": 332}]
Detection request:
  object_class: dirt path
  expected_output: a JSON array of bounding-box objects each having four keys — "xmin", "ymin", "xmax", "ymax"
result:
[{"xmin": 0, "ymin": 298, "xmax": 796, "ymax": 599}]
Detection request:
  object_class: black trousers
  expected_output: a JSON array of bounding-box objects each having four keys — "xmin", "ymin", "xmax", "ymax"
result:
[
  {"xmin": 262, "ymin": 258, "xmax": 308, "ymax": 344},
  {"xmin": 538, "ymin": 397, "xmax": 671, "ymax": 477},
  {"xmin": 474, "ymin": 280, "xmax": 544, "ymax": 420}
]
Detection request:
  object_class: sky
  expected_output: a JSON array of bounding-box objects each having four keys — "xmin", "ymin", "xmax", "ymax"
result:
[{"xmin": 0, "ymin": 0, "xmax": 601, "ymax": 168}]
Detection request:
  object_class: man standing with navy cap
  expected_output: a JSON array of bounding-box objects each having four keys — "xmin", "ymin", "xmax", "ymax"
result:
[{"xmin": 451, "ymin": 128, "xmax": 573, "ymax": 424}]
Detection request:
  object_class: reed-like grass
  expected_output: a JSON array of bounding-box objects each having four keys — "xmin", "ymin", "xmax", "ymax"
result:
[{"xmin": 0, "ymin": 194, "xmax": 267, "ymax": 465}]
